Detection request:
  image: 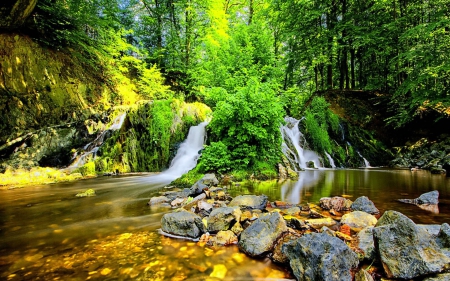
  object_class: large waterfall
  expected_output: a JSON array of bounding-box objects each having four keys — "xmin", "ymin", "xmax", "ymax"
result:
[{"xmin": 150, "ymin": 121, "xmax": 208, "ymax": 183}]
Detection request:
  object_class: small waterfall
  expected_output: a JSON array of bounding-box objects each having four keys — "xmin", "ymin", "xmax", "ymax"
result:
[
  {"xmin": 68, "ymin": 113, "xmax": 127, "ymax": 169},
  {"xmin": 150, "ymin": 122, "xmax": 208, "ymax": 182},
  {"xmin": 281, "ymin": 117, "xmax": 321, "ymax": 170},
  {"xmin": 357, "ymin": 151, "xmax": 371, "ymax": 168},
  {"xmin": 325, "ymin": 152, "xmax": 336, "ymax": 168}
]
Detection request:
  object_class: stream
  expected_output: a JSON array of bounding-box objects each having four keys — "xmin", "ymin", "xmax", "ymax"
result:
[{"xmin": 1, "ymin": 169, "xmax": 449, "ymax": 280}]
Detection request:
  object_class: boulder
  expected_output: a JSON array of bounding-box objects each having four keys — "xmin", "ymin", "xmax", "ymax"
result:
[
  {"xmin": 271, "ymin": 232, "xmax": 300, "ymax": 264},
  {"xmin": 357, "ymin": 226, "xmax": 375, "ymax": 261},
  {"xmin": 283, "ymin": 206, "xmax": 301, "ymax": 216},
  {"xmin": 189, "ymin": 174, "xmax": 219, "ymax": 195},
  {"xmin": 230, "ymin": 222, "xmax": 244, "ymax": 236},
  {"xmin": 200, "ymin": 173, "xmax": 219, "ymax": 186},
  {"xmin": 207, "ymin": 230, "xmax": 238, "ymax": 247},
  {"xmin": 373, "ymin": 210, "xmax": 450, "ymax": 279},
  {"xmin": 238, "ymin": 212, "xmax": 288, "ymax": 257},
  {"xmin": 422, "ymin": 273, "xmax": 450, "ymax": 281},
  {"xmin": 207, "ymin": 207, "xmax": 242, "ymax": 233},
  {"xmin": 437, "ymin": 223, "xmax": 450, "ymax": 248},
  {"xmin": 282, "ymin": 232, "xmax": 359, "ymax": 281},
  {"xmin": 341, "ymin": 211, "xmax": 377, "ymax": 232},
  {"xmin": 229, "ymin": 194, "xmax": 268, "ymax": 210},
  {"xmin": 351, "ymin": 196, "xmax": 379, "ymax": 214},
  {"xmin": 417, "ymin": 190, "xmax": 439, "ymax": 205},
  {"xmin": 320, "ymin": 196, "xmax": 352, "ymax": 211},
  {"xmin": 161, "ymin": 209, "xmax": 206, "ymax": 239},
  {"xmin": 147, "ymin": 196, "xmax": 170, "ymax": 206}
]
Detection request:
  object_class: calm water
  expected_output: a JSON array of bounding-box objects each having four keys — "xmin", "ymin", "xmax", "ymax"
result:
[{"xmin": 1, "ymin": 169, "xmax": 449, "ymax": 280}]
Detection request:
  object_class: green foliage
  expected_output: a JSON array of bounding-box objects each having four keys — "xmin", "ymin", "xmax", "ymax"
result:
[
  {"xmin": 76, "ymin": 162, "xmax": 96, "ymax": 176},
  {"xmin": 279, "ymin": 86, "xmax": 312, "ymax": 119},
  {"xmin": 198, "ymin": 80, "xmax": 285, "ymax": 174}
]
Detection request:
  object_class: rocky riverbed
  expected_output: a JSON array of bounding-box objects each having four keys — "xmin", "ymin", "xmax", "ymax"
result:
[{"xmin": 152, "ymin": 174, "xmax": 450, "ymax": 280}]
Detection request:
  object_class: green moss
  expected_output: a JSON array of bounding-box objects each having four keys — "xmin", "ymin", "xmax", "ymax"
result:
[{"xmin": 76, "ymin": 162, "xmax": 96, "ymax": 176}]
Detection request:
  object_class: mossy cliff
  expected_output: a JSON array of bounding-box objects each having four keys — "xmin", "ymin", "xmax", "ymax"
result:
[{"xmin": 0, "ymin": 33, "xmax": 112, "ymax": 145}]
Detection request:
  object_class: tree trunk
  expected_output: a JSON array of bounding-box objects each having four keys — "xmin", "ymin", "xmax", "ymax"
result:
[
  {"xmin": 0, "ymin": 0, "xmax": 37, "ymax": 29},
  {"xmin": 248, "ymin": 0, "xmax": 254, "ymax": 25}
]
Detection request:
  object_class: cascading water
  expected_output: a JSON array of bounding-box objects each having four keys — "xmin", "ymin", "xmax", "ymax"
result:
[
  {"xmin": 357, "ymin": 151, "xmax": 371, "ymax": 168},
  {"xmin": 68, "ymin": 113, "xmax": 127, "ymax": 169},
  {"xmin": 156, "ymin": 121, "xmax": 208, "ymax": 181},
  {"xmin": 325, "ymin": 152, "xmax": 336, "ymax": 168},
  {"xmin": 281, "ymin": 117, "xmax": 322, "ymax": 170}
]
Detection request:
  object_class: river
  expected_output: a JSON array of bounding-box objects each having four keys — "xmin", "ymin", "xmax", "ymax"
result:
[{"xmin": 1, "ymin": 169, "xmax": 449, "ymax": 280}]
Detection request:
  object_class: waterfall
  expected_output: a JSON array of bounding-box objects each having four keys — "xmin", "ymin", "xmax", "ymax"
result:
[
  {"xmin": 325, "ymin": 152, "xmax": 336, "ymax": 168},
  {"xmin": 357, "ymin": 151, "xmax": 371, "ymax": 168},
  {"xmin": 68, "ymin": 113, "xmax": 127, "ymax": 169},
  {"xmin": 150, "ymin": 122, "xmax": 208, "ymax": 183},
  {"xmin": 281, "ymin": 117, "xmax": 321, "ymax": 170}
]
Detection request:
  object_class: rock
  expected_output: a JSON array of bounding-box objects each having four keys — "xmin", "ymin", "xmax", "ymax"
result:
[
  {"xmin": 230, "ymin": 222, "xmax": 244, "ymax": 236},
  {"xmin": 305, "ymin": 217, "xmax": 337, "ymax": 229},
  {"xmin": 278, "ymin": 163, "xmax": 287, "ymax": 179},
  {"xmin": 430, "ymin": 166, "xmax": 446, "ymax": 174},
  {"xmin": 437, "ymin": 223, "xmax": 450, "ymax": 248},
  {"xmin": 207, "ymin": 207, "xmax": 242, "ymax": 233},
  {"xmin": 417, "ymin": 190, "xmax": 439, "ymax": 205},
  {"xmin": 161, "ymin": 209, "xmax": 206, "ymax": 239},
  {"xmin": 422, "ymin": 273, "xmax": 450, "ymax": 281},
  {"xmin": 398, "ymin": 190, "xmax": 439, "ymax": 205},
  {"xmin": 283, "ymin": 207, "xmax": 300, "ymax": 216},
  {"xmin": 238, "ymin": 212, "xmax": 288, "ymax": 257},
  {"xmin": 229, "ymin": 194, "xmax": 268, "ymax": 210},
  {"xmin": 320, "ymin": 226, "xmax": 335, "ymax": 237},
  {"xmin": 170, "ymin": 197, "xmax": 185, "ymax": 207},
  {"xmin": 200, "ymin": 174, "xmax": 219, "ymax": 186},
  {"xmin": 341, "ymin": 211, "xmax": 377, "ymax": 232},
  {"xmin": 355, "ymin": 269, "xmax": 374, "ymax": 281},
  {"xmin": 373, "ymin": 210, "xmax": 450, "ymax": 279},
  {"xmin": 418, "ymin": 224, "xmax": 442, "ymax": 236},
  {"xmin": 197, "ymin": 200, "xmax": 213, "ymax": 212},
  {"xmin": 271, "ymin": 232, "xmax": 301, "ymax": 264},
  {"xmin": 282, "ymin": 232, "xmax": 359, "ymax": 281},
  {"xmin": 357, "ymin": 226, "xmax": 375, "ymax": 261},
  {"xmin": 351, "ymin": 196, "xmax": 379, "ymax": 214},
  {"xmin": 189, "ymin": 181, "xmax": 208, "ymax": 196},
  {"xmin": 306, "ymin": 160, "xmax": 316, "ymax": 168},
  {"xmin": 290, "ymin": 217, "xmax": 309, "ymax": 230},
  {"xmin": 320, "ymin": 196, "xmax": 352, "ymax": 211},
  {"xmin": 76, "ymin": 189, "xmax": 96, "ymax": 197},
  {"xmin": 147, "ymin": 196, "xmax": 170, "ymax": 205},
  {"xmin": 207, "ymin": 230, "xmax": 238, "ymax": 247}
]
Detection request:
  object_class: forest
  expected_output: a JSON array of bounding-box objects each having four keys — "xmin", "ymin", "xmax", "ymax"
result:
[{"xmin": 0, "ymin": 0, "xmax": 450, "ymax": 180}]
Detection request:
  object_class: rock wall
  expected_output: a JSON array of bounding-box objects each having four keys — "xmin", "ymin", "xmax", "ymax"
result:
[{"xmin": 0, "ymin": 33, "xmax": 110, "ymax": 144}]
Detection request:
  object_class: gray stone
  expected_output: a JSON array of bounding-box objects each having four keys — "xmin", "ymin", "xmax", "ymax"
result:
[
  {"xmin": 238, "ymin": 212, "xmax": 288, "ymax": 257},
  {"xmin": 305, "ymin": 217, "xmax": 337, "ymax": 229},
  {"xmin": 161, "ymin": 209, "xmax": 206, "ymax": 239},
  {"xmin": 147, "ymin": 196, "xmax": 169, "ymax": 205},
  {"xmin": 418, "ymin": 224, "xmax": 442, "ymax": 236},
  {"xmin": 320, "ymin": 196, "xmax": 352, "ymax": 211},
  {"xmin": 200, "ymin": 173, "xmax": 219, "ymax": 186},
  {"xmin": 373, "ymin": 210, "xmax": 450, "ymax": 279},
  {"xmin": 437, "ymin": 223, "xmax": 450, "ymax": 248},
  {"xmin": 282, "ymin": 232, "xmax": 359, "ymax": 281},
  {"xmin": 229, "ymin": 194, "xmax": 268, "ymax": 210},
  {"xmin": 341, "ymin": 211, "xmax": 377, "ymax": 232},
  {"xmin": 351, "ymin": 196, "xmax": 379, "ymax": 214},
  {"xmin": 189, "ymin": 181, "xmax": 208, "ymax": 196},
  {"xmin": 417, "ymin": 190, "xmax": 439, "ymax": 205},
  {"xmin": 357, "ymin": 226, "xmax": 375, "ymax": 261},
  {"xmin": 207, "ymin": 207, "xmax": 242, "ymax": 233}
]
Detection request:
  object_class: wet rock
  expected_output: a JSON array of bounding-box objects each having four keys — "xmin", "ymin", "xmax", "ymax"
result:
[
  {"xmin": 355, "ymin": 269, "xmax": 374, "ymax": 281},
  {"xmin": 230, "ymin": 222, "xmax": 244, "ymax": 236},
  {"xmin": 305, "ymin": 217, "xmax": 337, "ymax": 229},
  {"xmin": 373, "ymin": 210, "xmax": 450, "ymax": 279},
  {"xmin": 207, "ymin": 230, "xmax": 238, "ymax": 247},
  {"xmin": 238, "ymin": 212, "xmax": 288, "ymax": 257},
  {"xmin": 290, "ymin": 217, "xmax": 309, "ymax": 231},
  {"xmin": 271, "ymin": 232, "xmax": 301, "ymax": 264},
  {"xmin": 148, "ymin": 196, "xmax": 170, "ymax": 206},
  {"xmin": 357, "ymin": 226, "xmax": 375, "ymax": 261},
  {"xmin": 171, "ymin": 197, "xmax": 185, "ymax": 207},
  {"xmin": 351, "ymin": 196, "xmax": 379, "ymax": 214},
  {"xmin": 398, "ymin": 190, "xmax": 439, "ymax": 205},
  {"xmin": 229, "ymin": 194, "xmax": 268, "ymax": 210},
  {"xmin": 437, "ymin": 223, "xmax": 450, "ymax": 248},
  {"xmin": 200, "ymin": 174, "xmax": 219, "ymax": 186},
  {"xmin": 207, "ymin": 207, "xmax": 242, "ymax": 233},
  {"xmin": 282, "ymin": 232, "xmax": 359, "ymax": 281},
  {"xmin": 197, "ymin": 200, "xmax": 213, "ymax": 212},
  {"xmin": 189, "ymin": 181, "xmax": 208, "ymax": 196},
  {"xmin": 163, "ymin": 189, "xmax": 191, "ymax": 201},
  {"xmin": 283, "ymin": 207, "xmax": 301, "ymax": 216},
  {"xmin": 320, "ymin": 196, "xmax": 352, "ymax": 211},
  {"xmin": 320, "ymin": 226, "xmax": 335, "ymax": 237},
  {"xmin": 341, "ymin": 211, "xmax": 377, "ymax": 232},
  {"xmin": 161, "ymin": 209, "xmax": 206, "ymax": 239}
]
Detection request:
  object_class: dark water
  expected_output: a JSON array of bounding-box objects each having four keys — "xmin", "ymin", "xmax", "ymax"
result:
[{"xmin": 0, "ymin": 169, "xmax": 449, "ymax": 280}]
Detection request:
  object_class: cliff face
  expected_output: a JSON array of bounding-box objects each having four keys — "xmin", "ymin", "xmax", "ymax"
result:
[{"xmin": 0, "ymin": 33, "xmax": 110, "ymax": 144}]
